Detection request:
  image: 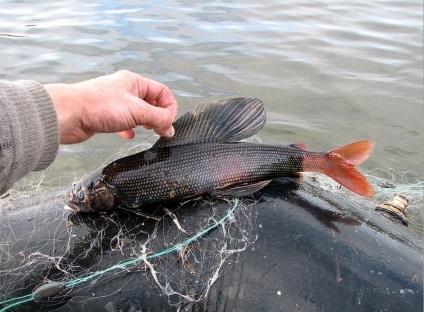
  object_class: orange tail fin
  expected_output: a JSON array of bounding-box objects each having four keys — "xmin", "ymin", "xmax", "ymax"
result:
[{"xmin": 324, "ymin": 141, "xmax": 375, "ymax": 198}]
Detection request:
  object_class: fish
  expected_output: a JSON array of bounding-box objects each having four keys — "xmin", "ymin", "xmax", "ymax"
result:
[{"xmin": 65, "ymin": 97, "xmax": 375, "ymax": 213}]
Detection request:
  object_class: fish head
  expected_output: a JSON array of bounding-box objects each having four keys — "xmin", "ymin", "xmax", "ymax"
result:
[{"xmin": 65, "ymin": 173, "xmax": 116, "ymax": 213}]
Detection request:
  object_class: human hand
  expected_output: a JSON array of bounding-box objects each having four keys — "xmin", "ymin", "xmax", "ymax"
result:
[{"xmin": 44, "ymin": 70, "xmax": 178, "ymax": 144}]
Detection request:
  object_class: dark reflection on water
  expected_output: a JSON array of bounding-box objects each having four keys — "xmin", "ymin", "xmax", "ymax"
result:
[{"xmin": 0, "ymin": 0, "xmax": 422, "ymax": 186}]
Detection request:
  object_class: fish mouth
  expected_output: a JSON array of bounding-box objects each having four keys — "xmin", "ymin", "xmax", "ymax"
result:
[{"xmin": 64, "ymin": 202, "xmax": 80, "ymax": 213}]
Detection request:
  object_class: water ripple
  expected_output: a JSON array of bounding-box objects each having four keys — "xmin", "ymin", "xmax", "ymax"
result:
[{"xmin": 0, "ymin": 0, "xmax": 422, "ymax": 175}]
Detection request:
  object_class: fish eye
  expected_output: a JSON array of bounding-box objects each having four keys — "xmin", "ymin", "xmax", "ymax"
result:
[{"xmin": 75, "ymin": 191, "xmax": 85, "ymax": 202}]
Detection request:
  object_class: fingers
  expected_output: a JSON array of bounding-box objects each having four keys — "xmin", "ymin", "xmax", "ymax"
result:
[
  {"xmin": 136, "ymin": 102, "xmax": 175, "ymax": 138},
  {"xmin": 144, "ymin": 85, "xmax": 178, "ymax": 120},
  {"xmin": 116, "ymin": 129, "xmax": 135, "ymax": 140},
  {"xmin": 128, "ymin": 72, "xmax": 179, "ymax": 120},
  {"xmin": 70, "ymin": 70, "xmax": 178, "ymax": 142},
  {"xmin": 113, "ymin": 70, "xmax": 179, "ymax": 138},
  {"xmin": 141, "ymin": 83, "xmax": 177, "ymax": 138}
]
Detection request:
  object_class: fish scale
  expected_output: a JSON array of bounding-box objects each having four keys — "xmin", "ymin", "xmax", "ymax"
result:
[{"xmin": 99, "ymin": 143, "xmax": 305, "ymax": 207}]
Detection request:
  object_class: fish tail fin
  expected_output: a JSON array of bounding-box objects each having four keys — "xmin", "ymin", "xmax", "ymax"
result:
[{"xmin": 324, "ymin": 141, "xmax": 375, "ymax": 198}]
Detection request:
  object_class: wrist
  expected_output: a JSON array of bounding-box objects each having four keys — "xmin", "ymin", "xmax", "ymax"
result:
[{"xmin": 44, "ymin": 83, "xmax": 83, "ymax": 144}]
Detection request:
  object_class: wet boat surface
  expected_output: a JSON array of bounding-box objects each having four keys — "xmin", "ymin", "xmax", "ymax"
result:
[{"xmin": 0, "ymin": 177, "xmax": 422, "ymax": 312}]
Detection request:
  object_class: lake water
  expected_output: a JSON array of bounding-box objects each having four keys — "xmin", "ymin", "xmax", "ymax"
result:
[{"xmin": 1, "ymin": 0, "xmax": 423, "ymax": 188}]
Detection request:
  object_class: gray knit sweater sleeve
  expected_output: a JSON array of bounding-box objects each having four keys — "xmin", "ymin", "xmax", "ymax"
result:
[{"xmin": 0, "ymin": 80, "xmax": 59, "ymax": 195}]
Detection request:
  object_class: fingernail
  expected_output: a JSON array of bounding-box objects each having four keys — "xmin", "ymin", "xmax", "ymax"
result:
[{"xmin": 168, "ymin": 126, "xmax": 175, "ymax": 137}]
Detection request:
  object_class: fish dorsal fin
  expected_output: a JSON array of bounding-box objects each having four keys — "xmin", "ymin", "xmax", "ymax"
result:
[{"xmin": 152, "ymin": 97, "xmax": 265, "ymax": 148}]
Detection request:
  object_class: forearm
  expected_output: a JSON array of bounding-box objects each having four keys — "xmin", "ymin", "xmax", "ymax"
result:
[{"xmin": 0, "ymin": 80, "xmax": 59, "ymax": 195}]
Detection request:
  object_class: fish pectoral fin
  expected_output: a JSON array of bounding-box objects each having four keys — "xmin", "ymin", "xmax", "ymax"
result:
[
  {"xmin": 211, "ymin": 180, "xmax": 272, "ymax": 198},
  {"xmin": 152, "ymin": 97, "xmax": 265, "ymax": 148},
  {"xmin": 288, "ymin": 142, "xmax": 308, "ymax": 150}
]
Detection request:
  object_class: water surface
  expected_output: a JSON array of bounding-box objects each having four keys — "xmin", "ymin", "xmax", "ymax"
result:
[{"xmin": 1, "ymin": 0, "xmax": 422, "ymax": 185}]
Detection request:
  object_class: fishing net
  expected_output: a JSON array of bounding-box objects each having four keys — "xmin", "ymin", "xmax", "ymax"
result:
[
  {"xmin": 0, "ymin": 137, "xmax": 259, "ymax": 311},
  {"xmin": 0, "ymin": 137, "xmax": 422, "ymax": 311},
  {"xmin": 305, "ymin": 168, "xmax": 423, "ymax": 235},
  {"xmin": 0, "ymin": 195, "xmax": 258, "ymax": 311}
]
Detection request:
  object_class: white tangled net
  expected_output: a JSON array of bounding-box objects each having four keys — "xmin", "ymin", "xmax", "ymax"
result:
[
  {"xmin": 0, "ymin": 192, "xmax": 258, "ymax": 311},
  {"xmin": 304, "ymin": 168, "xmax": 423, "ymax": 235},
  {"xmin": 0, "ymin": 139, "xmax": 259, "ymax": 311}
]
